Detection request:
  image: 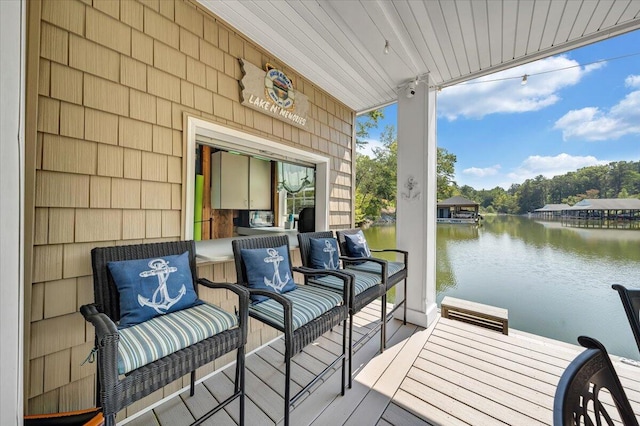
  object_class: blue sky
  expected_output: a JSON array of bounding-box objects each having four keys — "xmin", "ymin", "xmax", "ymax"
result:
[{"xmin": 358, "ymin": 29, "xmax": 640, "ymax": 190}]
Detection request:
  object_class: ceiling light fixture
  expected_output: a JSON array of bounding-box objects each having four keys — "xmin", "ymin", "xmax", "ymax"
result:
[
  {"xmin": 383, "ymin": 40, "xmax": 390, "ymax": 55},
  {"xmin": 521, "ymin": 74, "xmax": 528, "ymax": 85}
]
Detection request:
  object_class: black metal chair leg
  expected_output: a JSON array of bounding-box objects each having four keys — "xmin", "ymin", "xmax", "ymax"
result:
[
  {"xmin": 403, "ymin": 278, "xmax": 407, "ymax": 325},
  {"xmin": 284, "ymin": 352, "xmax": 291, "ymax": 426},
  {"xmin": 341, "ymin": 319, "xmax": 347, "ymax": 395},
  {"xmin": 104, "ymin": 414, "xmax": 116, "ymax": 426},
  {"xmin": 237, "ymin": 347, "xmax": 245, "ymax": 426},
  {"xmin": 348, "ymin": 312, "xmax": 354, "ymax": 388},
  {"xmin": 381, "ymin": 293, "xmax": 387, "ymax": 352},
  {"xmin": 190, "ymin": 371, "xmax": 196, "ymax": 397}
]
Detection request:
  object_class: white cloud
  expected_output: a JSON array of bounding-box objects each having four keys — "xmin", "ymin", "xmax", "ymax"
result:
[
  {"xmin": 356, "ymin": 138, "xmax": 384, "ymax": 157},
  {"xmin": 507, "ymin": 153, "xmax": 608, "ymax": 182},
  {"xmin": 625, "ymin": 74, "xmax": 640, "ymax": 88},
  {"xmin": 438, "ymin": 55, "xmax": 601, "ymax": 120},
  {"xmin": 584, "ymin": 62, "xmax": 606, "ymax": 73},
  {"xmin": 553, "ymin": 76, "xmax": 640, "ymax": 141},
  {"xmin": 462, "ymin": 165, "xmax": 501, "ymax": 177},
  {"xmin": 458, "ymin": 153, "xmax": 608, "ymax": 190}
]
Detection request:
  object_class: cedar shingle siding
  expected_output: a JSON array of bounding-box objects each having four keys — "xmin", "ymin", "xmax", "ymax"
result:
[{"xmin": 28, "ymin": 0, "xmax": 354, "ymax": 420}]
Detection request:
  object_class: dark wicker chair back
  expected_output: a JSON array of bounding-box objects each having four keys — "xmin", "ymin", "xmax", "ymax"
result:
[
  {"xmin": 296, "ymin": 231, "xmax": 334, "ymax": 268},
  {"xmin": 83, "ymin": 241, "xmax": 248, "ymax": 426},
  {"xmin": 334, "ymin": 228, "xmax": 362, "ymax": 259},
  {"xmin": 553, "ymin": 336, "xmax": 638, "ymax": 426},
  {"xmin": 612, "ymin": 284, "xmax": 640, "ymax": 354}
]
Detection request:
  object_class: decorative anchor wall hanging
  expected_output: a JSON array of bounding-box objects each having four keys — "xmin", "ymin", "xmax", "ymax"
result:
[
  {"xmin": 263, "ymin": 248, "xmax": 291, "ymax": 291},
  {"xmin": 138, "ymin": 258, "xmax": 186, "ymax": 314},
  {"xmin": 401, "ymin": 175, "xmax": 421, "ymax": 201}
]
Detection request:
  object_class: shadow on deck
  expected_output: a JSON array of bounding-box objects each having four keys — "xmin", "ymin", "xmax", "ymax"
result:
[{"xmin": 122, "ymin": 300, "xmax": 640, "ymax": 425}]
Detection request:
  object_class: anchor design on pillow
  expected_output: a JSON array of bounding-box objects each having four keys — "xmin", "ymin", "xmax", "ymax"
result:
[
  {"xmin": 323, "ymin": 240, "xmax": 337, "ymax": 269},
  {"xmin": 263, "ymin": 248, "xmax": 291, "ymax": 292},
  {"xmin": 138, "ymin": 258, "xmax": 186, "ymax": 314},
  {"xmin": 357, "ymin": 233, "xmax": 371, "ymax": 257}
]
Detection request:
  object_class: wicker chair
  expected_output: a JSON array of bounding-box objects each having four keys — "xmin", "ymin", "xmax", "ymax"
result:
[
  {"xmin": 231, "ymin": 235, "xmax": 350, "ymax": 426},
  {"xmin": 80, "ymin": 241, "xmax": 249, "ymax": 426},
  {"xmin": 297, "ymin": 231, "xmax": 383, "ymax": 387},
  {"xmin": 612, "ymin": 284, "xmax": 640, "ymax": 354},
  {"xmin": 553, "ymin": 336, "xmax": 638, "ymax": 426},
  {"xmin": 336, "ymin": 229, "xmax": 408, "ymax": 352}
]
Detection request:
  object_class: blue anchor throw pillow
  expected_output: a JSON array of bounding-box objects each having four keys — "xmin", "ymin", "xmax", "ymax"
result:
[
  {"xmin": 108, "ymin": 251, "xmax": 201, "ymax": 329},
  {"xmin": 309, "ymin": 238, "xmax": 340, "ymax": 270},
  {"xmin": 240, "ymin": 245, "xmax": 297, "ymax": 304},
  {"xmin": 344, "ymin": 230, "xmax": 372, "ymax": 259}
]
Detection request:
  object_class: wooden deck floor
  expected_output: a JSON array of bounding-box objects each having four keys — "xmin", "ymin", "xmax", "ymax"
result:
[{"xmin": 122, "ymin": 300, "xmax": 640, "ymax": 425}]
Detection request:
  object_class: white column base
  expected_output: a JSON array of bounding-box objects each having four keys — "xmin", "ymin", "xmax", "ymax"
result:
[{"xmin": 394, "ymin": 302, "xmax": 438, "ymax": 328}]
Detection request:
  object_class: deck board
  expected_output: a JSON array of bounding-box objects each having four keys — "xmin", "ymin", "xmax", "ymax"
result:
[
  {"xmin": 380, "ymin": 402, "xmax": 434, "ymax": 426},
  {"xmin": 124, "ymin": 301, "xmax": 640, "ymax": 426},
  {"xmin": 310, "ymin": 322, "xmax": 420, "ymax": 426},
  {"xmin": 202, "ymin": 369, "xmax": 271, "ymax": 425},
  {"xmin": 154, "ymin": 395, "xmax": 195, "ymax": 426}
]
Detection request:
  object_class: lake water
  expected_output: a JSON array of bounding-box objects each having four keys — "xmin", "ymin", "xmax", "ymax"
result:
[{"xmin": 363, "ymin": 215, "xmax": 640, "ymax": 359}]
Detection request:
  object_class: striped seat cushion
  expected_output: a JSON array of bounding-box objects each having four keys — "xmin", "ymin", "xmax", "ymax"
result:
[
  {"xmin": 117, "ymin": 302, "xmax": 238, "ymax": 375},
  {"xmin": 346, "ymin": 260, "xmax": 405, "ymax": 277},
  {"xmin": 250, "ymin": 285, "xmax": 343, "ymax": 330},
  {"xmin": 310, "ymin": 271, "xmax": 380, "ymax": 296}
]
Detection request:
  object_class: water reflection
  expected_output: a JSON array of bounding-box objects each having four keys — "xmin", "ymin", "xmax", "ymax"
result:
[
  {"xmin": 436, "ymin": 225, "xmax": 480, "ymax": 293},
  {"xmin": 363, "ymin": 216, "xmax": 640, "ymax": 359}
]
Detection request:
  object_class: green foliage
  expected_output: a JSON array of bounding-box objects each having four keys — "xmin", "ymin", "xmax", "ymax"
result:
[
  {"xmin": 355, "ymin": 112, "xmax": 640, "ymax": 220},
  {"xmin": 437, "ymin": 148, "xmax": 457, "ymax": 200},
  {"xmin": 461, "ymin": 161, "xmax": 640, "ymax": 214},
  {"xmin": 356, "ymin": 109, "xmax": 384, "ymax": 149},
  {"xmin": 354, "ymin": 124, "xmax": 460, "ymax": 221}
]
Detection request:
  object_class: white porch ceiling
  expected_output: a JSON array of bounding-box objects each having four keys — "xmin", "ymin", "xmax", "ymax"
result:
[{"xmin": 200, "ymin": 1, "xmax": 640, "ymax": 113}]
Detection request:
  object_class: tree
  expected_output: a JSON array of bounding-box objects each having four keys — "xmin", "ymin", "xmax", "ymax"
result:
[
  {"xmin": 354, "ymin": 125, "xmax": 460, "ymax": 222},
  {"xmin": 355, "ymin": 109, "xmax": 384, "ymax": 149},
  {"xmin": 437, "ymin": 147, "xmax": 457, "ymax": 200}
]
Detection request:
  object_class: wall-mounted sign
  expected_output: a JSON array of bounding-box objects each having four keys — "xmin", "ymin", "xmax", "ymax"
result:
[{"xmin": 239, "ymin": 59, "xmax": 310, "ymax": 130}]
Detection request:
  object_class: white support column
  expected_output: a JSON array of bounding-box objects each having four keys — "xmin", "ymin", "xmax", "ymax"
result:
[{"xmin": 395, "ymin": 76, "xmax": 438, "ymax": 328}]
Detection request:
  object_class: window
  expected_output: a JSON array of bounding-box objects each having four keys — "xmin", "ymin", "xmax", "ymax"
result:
[{"xmin": 183, "ymin": 116, "xmax": 330, "ymax": 239}]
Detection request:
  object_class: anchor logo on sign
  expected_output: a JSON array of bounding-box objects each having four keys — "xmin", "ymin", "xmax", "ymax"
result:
[
  {"xmin": 138, "ymin": 258, "xmax": 186, "ymax": 314},
  {"xmin": 263, "ymin": 248, "xmax": 291, "ymax": 292},
  {"xmin": 323, "ymin": 240, "xmax": 337, "ymax": 269}
]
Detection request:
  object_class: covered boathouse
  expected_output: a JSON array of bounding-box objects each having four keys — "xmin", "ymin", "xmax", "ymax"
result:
[
  {"xmin": 437, "ymin": 196, "xmax": 480, "ymax": 224},
  {"xmin": 563, "ymin": 198, "xmax": 640, "ymax": 220}
]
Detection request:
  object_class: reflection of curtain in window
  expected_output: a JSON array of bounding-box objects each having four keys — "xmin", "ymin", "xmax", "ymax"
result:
[{"xmin": 278, "ymin": 163, "xmax": 314, "ymax": 194}]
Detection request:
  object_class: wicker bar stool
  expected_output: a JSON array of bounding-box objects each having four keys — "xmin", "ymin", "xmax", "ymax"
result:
[
  {"xmin": 81, "ymin": 241, "xmax": 249, "ymax": 426},
  {"xmin": 232, "ymin": 235, "xmax": 350, "ymax": 426}
]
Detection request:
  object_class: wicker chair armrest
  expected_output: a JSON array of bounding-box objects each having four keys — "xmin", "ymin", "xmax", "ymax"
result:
[
  {"xmin": 197, "ymin": 279, "xmax": 250, "ymax": 340},
  {"xmin": 293, "ymin": 266, "xmax": 352, "ymax": 305},
  {"xmin": 80, "ymin": 304, "xmax": 120, "ymax": 386},
  {"xmin": 338, "ymin": 256, "xmax": 388, "ymax": 278},
  {"xmin": 80, "ymin": 304, "xmax": 118, "ymax": 337},
  {"xmin": 247, "ymin": 289, "xmax": 294, "ymax": 338},
  {"xmin": 339, "ymin": 255, "xmax": 386, "ymax": 265},
  {"xmin": 370, "ymin": 248, "xmax": 408, "ymax": 264},
  {"xmin": 80, "ymin": 303, "xmax": 100, "ymax": 317}
]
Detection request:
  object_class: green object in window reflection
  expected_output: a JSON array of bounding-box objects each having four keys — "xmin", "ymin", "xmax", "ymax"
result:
[{"xmin": 194, "ymin": 174, "xmax": 203, "ymax": 240}]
